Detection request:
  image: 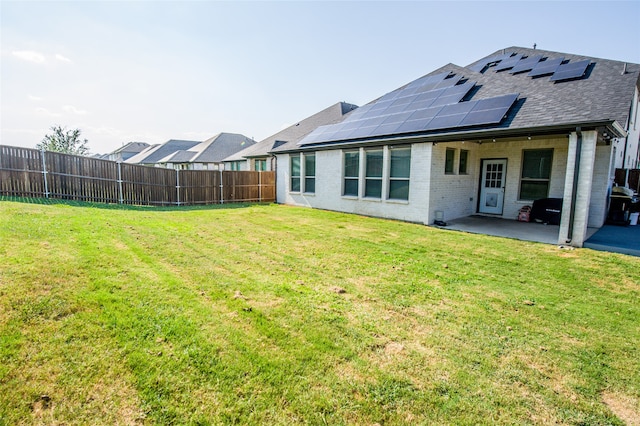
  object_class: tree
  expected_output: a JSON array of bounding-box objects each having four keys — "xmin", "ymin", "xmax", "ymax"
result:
[{"xmin": 36, "ymin": 125, "xmax": 90, "ymax": 155}]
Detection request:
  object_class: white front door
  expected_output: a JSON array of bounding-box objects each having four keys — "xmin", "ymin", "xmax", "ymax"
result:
[{"xmin": 479, "ymin": 159, "xmax": 507, "ymax": 215}]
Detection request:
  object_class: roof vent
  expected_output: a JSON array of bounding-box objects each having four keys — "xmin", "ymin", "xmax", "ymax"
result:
[{"xmin": 622, "ymin": 63, "xmax": 628, "ymax": 75}]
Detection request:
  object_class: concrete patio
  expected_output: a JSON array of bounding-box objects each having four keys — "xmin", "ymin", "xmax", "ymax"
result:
[{"xmin": 431, "ymin": 215, "xmax": 639, "ymax": 257}]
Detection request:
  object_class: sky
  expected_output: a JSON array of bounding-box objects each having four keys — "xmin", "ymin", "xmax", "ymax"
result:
[{"xmin": 2, "ymin": 1, "xmax": 640, "ymax": 155}]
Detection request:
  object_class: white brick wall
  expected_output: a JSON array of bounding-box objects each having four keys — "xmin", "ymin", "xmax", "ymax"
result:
[
  {"xmin": 277, "ymin": 145, "xmax": 433, "ymax": 224},
  {"xmin": 276, "ymin": 134, "xmax": 613, "ymax": 240},
  {"xmin": 428, "ymin": 138, "xmax": 569, "ymax": 222}
]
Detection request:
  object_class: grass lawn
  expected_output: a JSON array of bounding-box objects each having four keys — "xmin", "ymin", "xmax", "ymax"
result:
[{"xmin": 1, "ymin": 198, "xmax": 639, "ymax": 425}]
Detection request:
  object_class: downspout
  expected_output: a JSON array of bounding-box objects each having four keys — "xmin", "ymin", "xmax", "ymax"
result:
[{"xmin": 566, "ymin": 127, "xmax": 582, "ymax": 243}]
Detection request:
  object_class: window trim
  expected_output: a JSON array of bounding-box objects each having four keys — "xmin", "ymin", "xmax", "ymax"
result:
[
  {"xmin": 343, "ymin": 150, "xmax": 360, "ymax": 197},
  {"xmin": 519, "ymin": 148, "xmax": 553, "ymax": 200},
  {"xmin": 388, "ymin": 146, "xmax": 411, "ymax": 201},
  {"xmin": 364, "ymin": 148, "xmax": 383, "ymax": 199},
  {"xmin": 445, "ymin": 148, "xmax": 456, "ymax": 174},
  {"xmin": 290, "ymin": 155, "xmax": 301, "ymax": 193},
  {"xmin": 303, "ymin": 153, "xmax": 316, "ymax": 194},
  {"xmin": 459, "ymin": 149, "xmax": 469, "ymax": 175}
]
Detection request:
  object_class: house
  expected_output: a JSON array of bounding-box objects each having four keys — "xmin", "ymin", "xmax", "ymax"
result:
[
  {"xmin": 125, "ymin": 133, "xmax": 255, "ymax": 170},
  {"xmin": 272, "ymin": 46, "xmax": 640, "ymax": 247},
  {"xmin": 107, "ymin": 142, "xmax": 150, "ymax": 162},
  {"xmin": 222, "ymin": 102, "xmax": 358, "ymax": 171}
]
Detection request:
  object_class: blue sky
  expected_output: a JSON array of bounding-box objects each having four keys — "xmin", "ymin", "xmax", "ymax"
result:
[{"xmin": 2, "ymin": 1, "xmax": 639, "ymax": 154}]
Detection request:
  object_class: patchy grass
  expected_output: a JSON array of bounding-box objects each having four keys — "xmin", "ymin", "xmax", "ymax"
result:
[{"xmin": 0, "ymin": 198, "xmax": 638, "ymax": 425}]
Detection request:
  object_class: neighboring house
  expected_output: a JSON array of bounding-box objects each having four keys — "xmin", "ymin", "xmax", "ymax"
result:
[
  {"xmin": 222, "ymin": 102, "xmax": 358, "ymax": 171},
  {"xmin": 126, "ymin": 133, "xmax": 256, "ymax": 170},
  {"xmin": 107, "ymin": 142, "xmax": 150, "ymax": 162},
  {"xmin": 272, "ymin": 46, "xmax": 640, "ymax": 247}
]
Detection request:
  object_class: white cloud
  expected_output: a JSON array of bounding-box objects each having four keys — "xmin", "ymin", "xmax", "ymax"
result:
[
  {"xmin": 63, "ymin": 105, "xmax": 88, "ymax": 115},
  {"xmin": 35, "ymin": 107, "xmax": 61, "ymax": 117},
  {"xmin": 12, "ymin": 50, "xmax": 46, "ymax": 64},
  {"xmin": 55, "ymin": 53, "xmax": 72, "ymax": 63},
  {"xmin": 28, "ymin": 95, "xmax": 44, "ymax": 101}
]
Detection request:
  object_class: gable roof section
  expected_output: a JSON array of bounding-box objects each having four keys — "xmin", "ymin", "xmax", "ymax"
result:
[
  {"xmin": 191, "ymin": 133, "xmax": 256, "ymax": 163},
  {"xmin": 264, "ymin": 102, "xmax": 358, "ymax": 154},
  {"xmin": 223, "ymin": 102, "xmax": 358, "ymax": 162},
  {"xmin": 125, "ymin": 134, "xmax": 256, "ymax": 165},
  {"xmin": 291, "ymin": 46, "xmax": 639, "ymax": 151},
  {"xmin": 109, "ymin": 141, "xmax": 150, "ymax": 155},
  {"xmin": 125, "ymin": 139, "xmax": 200, "ymax": 164}
]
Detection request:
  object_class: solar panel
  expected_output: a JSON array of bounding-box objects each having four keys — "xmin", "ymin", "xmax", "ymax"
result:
[
  {"xmin": 509, "ymin": 55, "xmax": 543, "ymax": 74},
  {"xmin": 549, "ymin": 59, "xmax": 591, "ymax": 82},
  {"xmin": 373, "ymin": 123, "xmax": 404, "ymax": 136},
  {"xmin": 493, "ymin": 54, "xmax": 524, "ymax": 72},
  {"xmin": 468, "ymin": 62, "xmax": 488, "ymax": 73},
  {"xmin": 528, "ymin": 57, "xmax": 564, "ymax": 77},
  {"xmin": 297, "ymin": 66, "xmax": 520, "ymax": 146},
  {"xmin": 406, "ymin": 105, "xmax": 444, "ymax": 121},
  {"xmin": 381, "ymin": 111, "xmax": 415, "ymax": 124},
  {"xmin": 468, "ymin": 52, "xmax": 516, "ymax": 73},
  {"xmin": 395, "ymin": 119, "xmax": 433, "ymax": 134},
  {"xmin": 429, "ymin": 81, "xmax": 475, "ymax": 107},
  {"xmin": 459, "ymin": 94, "xmax": 518, "ymax": 127}
]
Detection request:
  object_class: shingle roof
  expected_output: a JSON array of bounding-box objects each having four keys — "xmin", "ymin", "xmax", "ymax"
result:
[
  {"xmin": 290, "ymin": 47, "xmax": 639, "ymax": 151},
  {"xmin": 109, "ymin": 142, "xmax": 150, "ymax": 155},
  {"xmin": 191, "ymin": 133, "xmax": 256, "ymax": 163},
  {"xmin": 222, "ymin": 102, "xmax": 358, "ymax": 161},
  {"xmin": 125, "ymin": 140, "xmax": 200, "ymax": 164},
  {"xmin": 158, "ymin": 150, "xmax": 198, "ymax": 163},
  {"xmin": 125, "ymin": 134, "xmax": 255, "ymax": 165}
]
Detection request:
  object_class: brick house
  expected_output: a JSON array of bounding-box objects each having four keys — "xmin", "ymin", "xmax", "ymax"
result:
[{"xmin": 271, "ymin": 47, "xmax": 640, "ymax": 247}]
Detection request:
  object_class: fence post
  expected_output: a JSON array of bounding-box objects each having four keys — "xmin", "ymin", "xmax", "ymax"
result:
[
  {"xmin": 259, "ymin": 171, "xmax": 262, "ymax": 202},
  {"xmin": 117, "ymin": 162, "xmax": 124, "ymax": 204},
  {"xmin": 219, "ymin": 169, "xmax": 224, "ymax": 204},
  {"xmin": 40, "ymin": 148, "xmax": 50, "ymax": 198},
  {"xmin": 176, "ymin": 169, "xmax": 181, "ymax": 206}
]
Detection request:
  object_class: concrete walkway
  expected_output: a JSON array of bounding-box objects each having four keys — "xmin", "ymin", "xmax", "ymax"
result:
[
  {"xmin": 436, "ymin": 215, "xmax": 597, "ymax": 246},
  {"xmin": 436, "ymin": 215, "xmax": 639, "ymax": 257}
]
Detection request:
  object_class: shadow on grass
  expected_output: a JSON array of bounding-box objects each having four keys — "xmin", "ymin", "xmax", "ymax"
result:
[{"xmin": 0, "ymin": 196, "xmax": 273, "ymax": 212}]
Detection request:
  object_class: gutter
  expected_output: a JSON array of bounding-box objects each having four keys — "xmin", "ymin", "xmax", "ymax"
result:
[
  {"xmin": 566, "ymin": 127, "xmax": 582, "ymax": 244},
  {"xmin": 273, "ymin": 120, "xmax": 625, "ymax": 154}
]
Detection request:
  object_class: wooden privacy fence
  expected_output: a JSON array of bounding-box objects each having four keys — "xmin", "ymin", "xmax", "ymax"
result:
[{"xmin": 0, "ymin": 145, "xmax": 275, "ymax": 205}]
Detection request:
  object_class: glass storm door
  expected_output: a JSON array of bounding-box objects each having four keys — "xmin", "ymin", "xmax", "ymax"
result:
[{"xmin": 479, "ymin": 159, "xmax": 507, "ymax": 215}]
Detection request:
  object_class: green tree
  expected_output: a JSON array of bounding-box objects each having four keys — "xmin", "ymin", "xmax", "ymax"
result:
[{"xmin": 36, "ymin": 125, "xmax": 90, "ymax": 155}]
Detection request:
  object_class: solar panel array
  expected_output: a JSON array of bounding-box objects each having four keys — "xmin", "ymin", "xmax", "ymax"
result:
[
  {"xmin": 298, "ymin": 73, "xmax": 518, "ymax": 147},
  {"xmin": 470, "ymin": 51, "xmax": 592, "ymax": 83}
]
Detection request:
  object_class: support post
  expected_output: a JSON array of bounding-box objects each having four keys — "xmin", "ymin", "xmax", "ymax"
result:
[
  {"xmin": 117, "ymin": 161, "xmax": 124, "ymax": 204},
  {"xmin": 219, "ymin": 169, "xmax": 224, "ymax": 204},
  {"xmin": 41, "ymin": 148, "xmax": 49, "ymax": 198},
  {"xmin": 176, "ymin": 169, "xmax": 181, "ymax": 206}
]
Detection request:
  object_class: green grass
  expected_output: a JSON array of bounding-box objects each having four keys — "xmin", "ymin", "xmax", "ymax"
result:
[{"xmin": 1, "ymin": 197, "xmax": 639, "ymax": 425}]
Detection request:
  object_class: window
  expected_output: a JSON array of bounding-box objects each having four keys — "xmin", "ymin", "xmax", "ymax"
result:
[
  {"xmin": 445, "ymin": 148, "xmax": 455, "ymax": 174},
  {"xmin": 254, "ymin": 159, "xmax": 267, "ymax": 171},
  {"xmin": 290, "ymin": 155, "xmax": 301, "ymax": 192},
  {"xmin": 519, "ymin": 149, "xmax": 553, "ymax": 200},
  {"xmin": 459, "ymin": 150, "xmax": 469, "ymax": 174},
  {"xmin": 304, "ymin": 153, "xmax": 316, "ymax": 194},
  {"xmin": 229, "ymin": 161, "xmax": 243, "ymax": 171},
  {"xmin": 365, "ymin": 149, "xmax": 383, "ymax": 198},
  {"xmin": 388, "ymin": 147, "xmax": 411, "ymax": 200},
  {"xmin": 343, "ymin": 151, "xmax": 359, "ymax": 196}
]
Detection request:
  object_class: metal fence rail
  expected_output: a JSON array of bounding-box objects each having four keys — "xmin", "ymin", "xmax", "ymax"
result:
[{"xmin": 0, "ymin": 145, "xmax": 275, "ymax": 205}]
